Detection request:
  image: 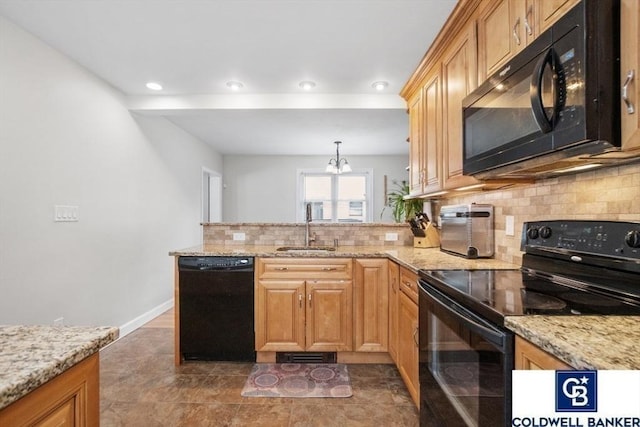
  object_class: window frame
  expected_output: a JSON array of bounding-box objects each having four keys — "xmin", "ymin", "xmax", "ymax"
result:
[{"xmin": 296, "ymin": 168, "xmax": 373, "ymax": 223}]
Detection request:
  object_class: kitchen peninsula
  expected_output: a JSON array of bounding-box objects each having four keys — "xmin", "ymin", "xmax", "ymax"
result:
[{"xmin": 0, "ymin": 325, "xmax": 118, "ymax": 425}]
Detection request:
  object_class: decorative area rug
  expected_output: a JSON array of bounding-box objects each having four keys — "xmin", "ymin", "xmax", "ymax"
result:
[{"xmin": 241, "ymin": 363, "xmax": 353, "ymax": 398}]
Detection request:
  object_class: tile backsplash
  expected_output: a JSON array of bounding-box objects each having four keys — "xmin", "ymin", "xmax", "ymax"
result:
[
  {"xmin": 202, "ymin": 163, "xmax": 639, "ymax": 266},
  {"xmin": 436, "ymin": 163, "xmax": 640, "ymax": 265},
  {"xmin": 203, "ymin": 223, "xmax": 414, "ymax": 247}
]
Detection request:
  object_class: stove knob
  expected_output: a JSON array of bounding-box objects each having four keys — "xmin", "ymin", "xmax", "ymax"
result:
[
  {"xmin": 539, "ymin": 226, "xmax": 552, "ymax": 239},
  {"xmin": 625, "ymin": 230, "xmax": 640, "ymax": 248},
  {"xmin": 526, "ymin": 227, "xmax": 539, "ymax": 239}
]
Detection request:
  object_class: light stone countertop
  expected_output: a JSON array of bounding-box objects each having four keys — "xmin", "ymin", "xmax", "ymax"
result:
[
  {"xmin": 169, "ymin": 244, "xmax": 519, "ymax": 272},
  {"xmin": 505, "ymin": 316, "xmax": 640, "ymax": 369},
  {"xmin": 0, "ymin": 325, "xmax": 119, "ymax": 410}
]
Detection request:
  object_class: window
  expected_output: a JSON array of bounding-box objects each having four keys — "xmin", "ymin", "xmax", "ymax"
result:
[{"xmin": 297, "ymin": 169, "xmax": 372, "ymax": 223}]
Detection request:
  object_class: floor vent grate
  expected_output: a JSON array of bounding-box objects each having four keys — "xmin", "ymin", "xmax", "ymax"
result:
[{"xmin": 276, "ymin": 352, "xmax": 337, "ymax": 364}]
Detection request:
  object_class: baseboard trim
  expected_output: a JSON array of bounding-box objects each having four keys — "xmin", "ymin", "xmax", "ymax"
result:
[{"xmin": 117, "ymin": 299, "xmax": 173, "ymax": 339}]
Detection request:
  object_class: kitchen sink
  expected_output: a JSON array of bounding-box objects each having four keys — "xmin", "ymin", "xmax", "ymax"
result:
[{"xmin": 276, "ymin": 246, "xmax": 336, "ymax": 253}]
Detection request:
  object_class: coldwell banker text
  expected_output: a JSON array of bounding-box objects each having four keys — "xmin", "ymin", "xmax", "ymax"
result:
[{"xmin": 511, "ymin": 418, "xmax": 640, "ymax": 427}]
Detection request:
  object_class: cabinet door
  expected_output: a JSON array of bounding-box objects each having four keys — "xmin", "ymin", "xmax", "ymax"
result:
[
  {"xmin": 477, "ymin": 0, "xmax": 513, "ymax": 81},
  {"xmin": 0, "ymin": 353, "xmax": 98, "ymax": 427},
  {"xmin": 514, "ymin": 336, "xmax": 572, "ymax": 370},
  {"xmin": 388, "ymin": 261, "xmax": 400, "ymax": 363},
  {"xmin": 306, "ymin": 280, "xmax": 353, "ymax": 352},
  {"xmin": 33, "ymin": 398, "xmax": 75, "ymax": 427},
  {"xmin": 255, "ymin": 280, "xmax": 306, "ymax": 352},
  {"xmin": 408, "ymin": 89, "xmax": 424, "ymax": 195},
  {"xmin": 477, "ymin": 0, "xmax": 536, "ymax": 82},
  {"xmin": 398, "ymin": 290, "xmax": 419, "ymax": 407},
  {"xmin": 441, "ymin": 22, "xmax": 481, "ymax": 190},
  {"xmin": 422, "ymin": 66, "xmax": 443, "ymax": 193},
  {"xmin": 535, "ymin": 0, "xmax": 580, "ymax": 34},
  {"xmin": 354, "ymin": 259, "xmax": 389, "ymax": 352},
  {"xmin": 621, "ymin": 0, "xmax": 640, "ymax": 151}
]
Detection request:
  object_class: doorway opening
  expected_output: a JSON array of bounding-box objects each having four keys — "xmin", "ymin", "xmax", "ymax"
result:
[{"xmin": 202, "ymin": 168, "xmax": 222, "ymax": 223}]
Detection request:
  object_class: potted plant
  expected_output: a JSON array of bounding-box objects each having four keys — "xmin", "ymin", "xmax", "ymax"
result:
[{"xmin": 382, "ymin": 180, "xmax": 425, "ymax": 223}]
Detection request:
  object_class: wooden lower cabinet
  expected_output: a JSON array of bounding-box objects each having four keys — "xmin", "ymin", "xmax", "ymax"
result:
[
  {"xmin": 0, "ymin": 353, "xmax": 99, "ymax": 427},
  {"xmin": 306, "ymin": 280, "xmax": 353, "ymax": 352},
  {"xmin": 255, "ymin": 258, "xmax": 353, "ymax": 352},
  {"xmin": 353, "ymin": 258, "xmax": 389, "ymax": 352},
  {"xmin": 397, "ymin": 268, "xmax": 420, "ymax": 407},
  {"xmin": 255, "ymin": 257, "xmax": 420, "ymax": 407},
  {"xmin": 514, "ymin": 336, "xmax": 572, "ymax": 370},
  {"xmin": 255, "ymin": 279, "xmax": 306, "ymax": 351},
  {"xmin": 398, "ymin": 290, "xmax": 420, "ymax": 407},
  {"xmin": 388, "ymin": 261, "xmax": 400, "ymax": 363},
  {"xmin": 255, "ymin": 279, "xmax": 352, "ymax": 352}
]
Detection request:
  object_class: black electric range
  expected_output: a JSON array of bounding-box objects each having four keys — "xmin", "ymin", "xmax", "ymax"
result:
[
  {"xmin": 419, "ymin": 220, "xmax": 640, "ymax": 325},
  {"xmin": 417, "ymin": 220, "xmax": 640, "ymax": 427}
]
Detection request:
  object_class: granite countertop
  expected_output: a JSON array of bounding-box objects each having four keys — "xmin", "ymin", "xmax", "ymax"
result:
[
  {"xmin": 505, "ymin": 316, "xmax": 640, "ymax": 369},
  {"xmin": 0, "ymin": 325, "xmax": 119, "ymax": 410},
  {"xmin": 169, "ymin": 244, "xmax": 519, "ymax": 272},
  {"xmin": 171, "ymin": 244, "xmax": 640, "ymax": 370}
]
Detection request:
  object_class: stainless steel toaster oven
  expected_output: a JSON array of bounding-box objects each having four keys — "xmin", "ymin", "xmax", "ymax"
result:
[{"xmin": 439, "ymin": 204, "xmax": 494, "ymax": 258}]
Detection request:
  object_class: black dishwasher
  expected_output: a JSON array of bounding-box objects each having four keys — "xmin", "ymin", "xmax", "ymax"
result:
[{"xmin": 178, "ymin": 256, "xmax": 255, "ymax": 362}]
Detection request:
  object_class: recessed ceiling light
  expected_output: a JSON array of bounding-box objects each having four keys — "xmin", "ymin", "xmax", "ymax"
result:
[
  {"xmin": 226, "ymin": 81, "xmax": 244, "ymax": 91},
  {"xmin": 299, "ymin": 81, "xmax": 316, "ymax": 90},
  {"xmin": 146, "ymin": 82, "xmax": 163, "ymax": 91},
  {"xmin": 372, "ymin": 81, "xmax": 389, "ymax": 91}
]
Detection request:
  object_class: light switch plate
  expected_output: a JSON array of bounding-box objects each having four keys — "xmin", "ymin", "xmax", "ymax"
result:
[
  {"xmin": 54, "ymin": 205, "xmax": 79, "ymax": 222},
  {"xmin": 233, "ymin": 232, "xmax": 246, "ymax": 241},
  {"xmin": 505, "ymin": 215, "xmax": 515, "ymax": 236},
  {"xmin": 385, "ymin": 232, "xmax": 398, "ymax": 241}
]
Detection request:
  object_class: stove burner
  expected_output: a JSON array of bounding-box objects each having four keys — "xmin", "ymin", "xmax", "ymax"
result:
[{"xmin": 521, "ymin": 290, "xmax": 567, "ymax": 311}]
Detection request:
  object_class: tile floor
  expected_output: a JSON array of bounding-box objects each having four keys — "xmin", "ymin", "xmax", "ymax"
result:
[{"xmin": 100, "ymin": 310, "xmax": 420, "ymax": 426}]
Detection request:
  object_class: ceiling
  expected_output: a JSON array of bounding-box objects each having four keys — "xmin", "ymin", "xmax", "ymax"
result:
[{"xmin": 0, "ymin": 0, "xmax": 457, "ymax": 156}]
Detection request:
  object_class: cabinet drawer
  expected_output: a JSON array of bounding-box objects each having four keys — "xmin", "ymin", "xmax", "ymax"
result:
[
  {"xmin": 399, "ymin": 267, "xmax": 419, "ymax": 304},
  {"xmin": 257, "ymin": 258, "xmax": 352, "ymax": 280}
]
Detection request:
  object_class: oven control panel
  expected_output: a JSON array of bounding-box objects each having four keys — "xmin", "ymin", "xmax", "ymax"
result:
[{"xmin": 522, "ymin": 220, "xmax": 640, "ymax": 259}]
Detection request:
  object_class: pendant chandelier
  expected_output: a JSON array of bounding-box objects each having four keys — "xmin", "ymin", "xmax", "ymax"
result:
[{"xmin": 325, "ymin": 141, "xmax": 352, "ymax": 174}]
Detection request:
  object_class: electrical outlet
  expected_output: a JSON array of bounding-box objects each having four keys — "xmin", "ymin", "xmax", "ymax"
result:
[
  {"xmin": 385, "ymin": 232, "xmax": 398, "ymax": 241},
  {"xmin": 505, "ymin": 215, "xmax": 515, "ymax": 236},
  {"xmin": 233, "ymin": 232, "xmax": 246, "ymax": 241},
  {"xmin": 53, "ymin": 317, "xmax": 64, "ymax": 327}
]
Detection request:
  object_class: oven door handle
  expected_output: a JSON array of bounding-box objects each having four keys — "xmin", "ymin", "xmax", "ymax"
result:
[{"xmin": 420, "ymin": 283, "xmax": 505, "ymax": 349}]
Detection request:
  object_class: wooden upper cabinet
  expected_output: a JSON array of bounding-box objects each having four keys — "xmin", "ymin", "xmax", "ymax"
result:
[
  {"xmin": 477, "ymin": 0, "xmax": 536, "ymax": 81},
  {"xmin": 408, "ymin": 89, "xmax": 424, "ymax": 196},
  {"xmin": 422, "ymin": 66, "xmax": 444, "ymax": 193},
  {"xmin": 621, "ymin": 0, "xmax": 640, "ymax": 152},
  {"xmin": 441, "ymin": 22, "xmax": 481, "ymax": 190},
  {"xmin": 535, "ymin": 0, "xmax": 580, "ymax": 34}
]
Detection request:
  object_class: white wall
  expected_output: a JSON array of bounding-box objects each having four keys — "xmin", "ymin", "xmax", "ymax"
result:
[
  {"xmin": 223, "ymin": 155, "xmax": 409, "ymax": 223},
  {"xmin": 0, "ymin": 17, "xmax": 223, "ymax": 328}
]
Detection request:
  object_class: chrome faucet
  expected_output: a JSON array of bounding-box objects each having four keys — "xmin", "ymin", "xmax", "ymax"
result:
[{"xmin": 305, "ymin": 203, "xmax": 316, "ymax": 246}]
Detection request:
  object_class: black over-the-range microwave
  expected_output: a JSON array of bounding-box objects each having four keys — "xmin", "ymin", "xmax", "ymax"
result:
[{"xmin": 462, "ymin": 0, "xmax": 620, "ymax": 179}]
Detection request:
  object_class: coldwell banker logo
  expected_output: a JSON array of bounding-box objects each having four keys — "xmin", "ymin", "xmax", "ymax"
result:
[{"xmin": 556, "ymin": 371, "xmax": 597, "ymax": 412}]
